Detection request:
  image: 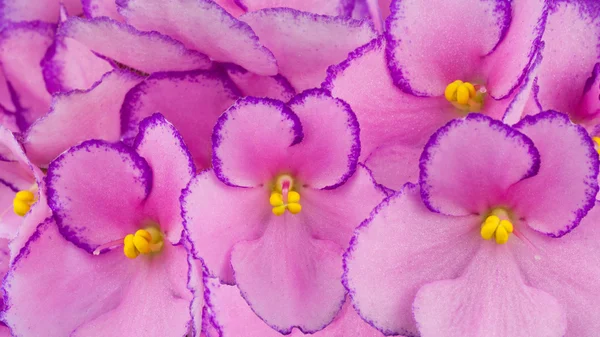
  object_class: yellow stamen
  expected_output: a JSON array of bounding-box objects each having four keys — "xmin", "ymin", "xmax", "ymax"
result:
[
  {"xmin": 444, "ymin": 80, "xmax": 484, "ymax": 113},
  {"xmin": 12, "ymin": 190, "xmax": 36, "ymax": 216},
  {"xmin": 592, "ymin": 137, "xmax": 600, "ymax": 155},
  {"xmin": 480, "ymin": 212, "xmax": 514, "ymax": 245},
  {"xmin": 122, "ymin": 227, "xmax": 164, "ymax": 259},
  {"xmin": 269, "ymin": 176, "xmax": 302, "ymax": 216}
]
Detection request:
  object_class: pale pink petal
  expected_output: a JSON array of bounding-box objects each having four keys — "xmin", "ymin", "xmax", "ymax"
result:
[
  {"xmin": 0, "ymin": 0, "xmax": 82, "ymax": 23},
  {"xmin": 212, "ymin": 97, "xmax": 303, "ymax": 187},
  {"xmin": 213, "ymin": 0, "xmax": 246, "ymax": 17},
  {"xmin": 61, "ymin": 17, "xmax": 211, "ymax": 74},
  {"xmin": 83, "ymin": 0, "xmax": 125, "ymax": 21},
  {"xmin": 239, "ymin": 0, "xmax": 354, "ymax": 17},
  {"xmin": 502, "ymin": 48, "xmax": 544, "ymax": 125},
  {"xmin": 420, "ymin": 113, "xmax": 540, "ymax": 216},
  {"xmin": 0, "ymin": 21, "xmax": 54, "ymax": 129},
  {"xmin": 576, "ymin": 63, "xmax": 600, "ymax": 127},
  {"xmin": 117, "ymin": 0, "xmax": 277, "ymax": 76},
  {"xmin": 385, "ymin": 0, "xmax": 509, "ymax": 96},
  {"xmin": 0, "ymin": 67, "xmax": 15, "ymax": 112},
  {"xmin": 24, "ymin": 70, "xmax": 143, "ymax": 167},
  {"xmin": 352, "ymin": 0, "xmax": 370, "ymax": 20},
  {"xmin": 231, "ymin": 216, "xmax": 346, "ymax": 334},
  {"xmin": 0, "ymin": 110, "xmax": 17, "ymax": 132},
  {"xmin": 241, "ymin": 8, "xmax": 376, "ymax": 91},
  {"xmin": 188, "ymin": 255, "xmax": 207, "ymax": 337},
  {"xmin": 288, "ymin": 89, "xmax": 359, "ymax": 189},
  {"xmin": 121, "ymin": 69, "xmax": 239, "ymax": 169},
  {"xmin": 223, "ymin": 63, "xmax": 295, "ymax": 102},
  {"xmin": 305, "ymin": 302, "xmax": 386, "ymax": 337},
  {"xmin": 182, "ymin": 170, "xmax": 267, "ymax": 284},
  {"xmin": 413, "ymin": 244, "xmax": 566, "ymax": 337},
  {"xmin": 344, "ymin": 184, "xmax": 480, "ymax": 336},
  {"xmin": 133, "ymin": 113, "xmax": 195, "ymax": 243},
  {"xmin": 46, "ymin": 140, "xmax": 152, "ymax": 253},
  {"xmin": 509, "ymin": 112, "xmax": 598, "ymax": 237}
]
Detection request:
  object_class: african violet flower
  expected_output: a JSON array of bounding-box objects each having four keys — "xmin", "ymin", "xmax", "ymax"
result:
[
  {"xmin": 344, "ymin": 112, "xmax": 600, "ymax": 337},
  {"xmin": 2, "ymin": 114, "xmax": 195, "ymax": 336},
  {"xmin": 182, "ymin": 89, "xmax": 387, "ymax": 333},
  {"xmin": 325, "ymin": 0, "xmax": 547, "ymax": 189}
]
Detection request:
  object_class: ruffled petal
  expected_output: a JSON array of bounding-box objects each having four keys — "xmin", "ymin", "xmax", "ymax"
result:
[
  {"xmin": 238, "ymin": 0, "xmax": 353, "ymax": 17},
  {"xmin": 509, "ymin": 112, "xmax": 599, "ymax": 237},
  {"xmin": 576, "ymin": 63, "xmax": 600, "ymax": 127},
  {"xmin": 116, "ymin": 0, "xmax": 277, "ymax": 76},
  {"xmin": 83, "ymin": 0, "xmax": 125, "ymax": 21},
  {"xmin": 182, "ymin": 170, "xmax": 267, "ymax": 284},
  {"xmin": 133, "ymin": 113, "xmax": 195, "ymax": 243},
  {"xmin": 0, "ymin": 21, "xmax": 54, "ymax": 129},
  {"xmin": 61, "ymin": 17, "xmax": 211, "ymax": 74},
  {"xmin": 212, "ymin": 97, "xmax": 303, "ymax": 187},
  {"xmin": 385, "ymin": 0, "xmax": 510, "ymax": 96},
  {"xmin": 344, "ymin": 184, "xmax": 480, "ymax": 336},
  {"xmin": 187, "ymin": 255, "xmax": 207, "ymax": 337},
  {"xmin": 46, "ymin": 140, "xmax": 152, "ymax": 253},
  {"xmin": 231, "ymin": 216, "xmax": 346, "ymax": 334},
  {"xmin": 287, "ymin": 89, "xmax": 359, "ymax": 189},
  {"xmin": 0, "ymin": 0, "xmax": 82, "ymax": 23},
  {"xmin": 413, "ymin": 244, "xmax": 566, "ymax": 337},
  {"xmin": 121, "ymin": 69, "xmax": 239, "ymax": 169},
  {"xmin": 213, "ymin": 0, "xmax": 246, "ymax": 17},
  {"xmin": 241, "ymin": 8, "xmax": 376, "ymax": 91},
  {"xmin": 222, "ymin": 63, "xmax": 295, "ymax": 102},
  {"xmin": 24, "ymin": 70, "xmax": 143, "ymax": 167},
  {"xmin": 502, "ymin": 47, "xmax": 544, "ymax": 125}
]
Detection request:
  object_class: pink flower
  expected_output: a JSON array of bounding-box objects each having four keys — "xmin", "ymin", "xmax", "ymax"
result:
[
  {"xmin": 325, "ymin": 0, "xmax": 547, "ymax": 189},
  {"xmin": 182, "ymin": 90, "xmax": 387, "ymax": 333},
  {"xmin": 3, "ymin": 114, "xmax": 195, "ymax": 336},
  {"xmin": 345, "ymin": 112, "xmax": 600, "ymax": 337},
  {"xmin": 0, "ymin": 0, "xmax": 83, "ymax": 23}
]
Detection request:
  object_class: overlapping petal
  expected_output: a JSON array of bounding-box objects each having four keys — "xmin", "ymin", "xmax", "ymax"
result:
[
  {"xmin": 239, "ymin": 0, "xmax": 354, "ymax": 17},
  {"xmin": 222, "ymin": 63, "xmax": 295, "ymax": 101},
  {"xmin": 0, "ymin": 0, "xmax": 82, "ymax": 23}
]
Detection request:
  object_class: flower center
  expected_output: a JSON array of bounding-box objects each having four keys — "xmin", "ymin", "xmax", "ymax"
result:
[
  {"xmin": 269, "ymin": 174, "xmax": 302, "ymax": 216},
  {"xmin": 444, "ymin": 80, "xmax": 485, "ymax": 113},
  {"xmin": 592, "ymin": 137, "xmax": 600, "ymax": 155},
  {"xmin": 12, "ymin": 185, "xmax": 38, "ymax": 216},
  {"xmin": 92, "ymin": 225, "xmax": 165, "ymax": 259},
  {"xmin": 480, "ymin": 208, "xmax": 514, "ymax": 244}
]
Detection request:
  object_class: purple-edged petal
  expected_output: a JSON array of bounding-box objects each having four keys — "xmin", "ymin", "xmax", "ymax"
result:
[
  {"xmin": 222, "ymin": 63, "xmax": 295, "ymax": 102},
  {"xmin": 24, "ymin": 70, "xmax": 143, "ymax": 167},
  {"xmin": 61, "ymin": 17, "xmax": 211, "ymax": 74},
  {"xmin": 238, "ymin": 0, "xmax": 353, "ymax": 17},
  {"xmin": 182, "ymin": 170, "xmax": 267, "ymax": 284},
  {"xmin": 0, "ymin": 0, "xmax": 82, "ymax": 23},
  {"xmin": 241, "ymin": 8, "xmax": 376, "ymax": 91},
  {"xmin": 576, "ymin": 63, "xmax": 600, "ymax": 128},
  {"xmin": 83, "ymin": 0, "xmax": 125, "ymax": 21},
  {"xmin": 509, "ymin": 111, "xmax": 599, "ymax": 237},
  {"xmin": 287, "ymin": 89, "xmax": 359, "ymax": 189},
  {"xmin": 121, "ymin": 69, "xmax": 239, "ymax": 169},
  {"xmin": 385, "ymin": 0, "xmax": 510, "ymax": 96},
  {"xmin": 502, "ymin": 47, "xmax": 544, "ymax": 125},
  {"xmin": 213, "ymin": 0, "xmax": 246, "ymax": 17},
  {"xmin": 187, "ymin": 255, "xmax": 207, "ymax": 337},
  {"xmin": 231, "ymin": 216, "xmax": 346, "ymax": 334},
  {"xmin": 0, "ymin": 21, "xmax": 54, "ymax": 129},
  {"xmin": 344, "ymin": 184, "xmax": 480, "ymax": 336},
  {"xmin": 46, "ymin": 140, "xmax": 152, "ymax": 253},
  {"xmin": 133, "ymin": 113, "xmax": 195, "ymax": 243},
  {"xmin": 413, "ymin": 244, "xmax": 566, "ymax": 337},
  {"xmin": 212, "ymin": 97, "xmax": 303, "ymax": 187},
  {"xmin": 117, "ymin": 0, "xmax": 277, "ymax": 76},
  {"xmin": 420, "ymin": 114, "xmax": 540, "ymax": 216}
]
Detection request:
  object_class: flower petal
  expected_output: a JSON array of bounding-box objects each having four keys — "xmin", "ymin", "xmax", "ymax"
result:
[
  {"xmin": 121, "ymin": 69, "xmax": 239, "ymax": 169},
  {"xmin": 213, "ymin": 0, "xmax": 246, "ymax": 17},
  {"xmin": 187, "ymin": 255, "xmax": 207, "ymax": 337},
  {"xmin": 0, "ymin": 67, "xmax": 15, "ymax": 112},
  {"xmin": 116, "ymin": 0, "xmax": 277, "ymax": 76},
  {"xmin": 420, "ymin": 113, "xmax": 540, "ymax": 216},
  {"xmin": 287, "ymin": 89, "xmax": 359, "ymax": 189},
  {"xmin": 0, "ymin": 0, "xmax": 82, "ymax": 23},
  {"xmin": 576, "ymin": 63, "xmax": 600, "ymax": 126},
  {"xmin": 46, "ymin": 140, "xmax": 152, "ymax": 253},
  {"xmin": 509, "ymin": 111, "xmax": 599, "ymax": 237},
  {"xmin": 238, "ymin": 0, "xmax": 353, "ymax": 17},
  {"xmin": 385, "ymin": 0, "xmax": 510, "ymax": 96},
  {"xmin": 24, "ymin": 70, "xmax": 143, "ymax": 167},
  {"xmin": 83, "ymin": 0, "xmax": 125, "ymax": 21},
  {"xmin": 231, "ymin": 216, "xmax": 346, "ymax": 334},
  {"xmin": 413, "ymin": 244, "xmax": 567, "ymax": 337},
  {"xmin": 61, "ymin": 17, "xmax": 211, "ymax": 74},
  {"xmin": 212, "ymin": 97, "xmax": 303, "ymax": 187},
  {"xmin": 222, "ymin": 63, "xmax": 295, "ymax": 102},
  {"xmin": 182, "ymin": 170, "xmax": 267, "ymax": 284},
  {"xmin": 241, "ymin": 8, "xmax": 376, "ymax": 91},
  {"xmin": 133, "ymin": 113, "xmax": 195, "ymax": 243},
  {"xmin": 344, "ymin": 184, "xmax": 480, "ymax": 336}
]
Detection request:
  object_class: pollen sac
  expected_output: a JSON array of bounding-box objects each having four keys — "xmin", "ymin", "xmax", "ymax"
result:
[
  {"xmin": 480, "ymin": 214, "xmax": 514, "ymax": 244},
  {"xmin": 269, "ymin": 174, "xmax": 302, "ymax": 216},
  {"xmin": 444, "ymin": 80, "xmax": 484, "ymax": 113},
  {"xmin": 122, "ymin": 227, "xmax": 164, "ymax": 259},
  {"xmin": 13, "ymin": 190, "xmax": 36, "ymax": 216}
]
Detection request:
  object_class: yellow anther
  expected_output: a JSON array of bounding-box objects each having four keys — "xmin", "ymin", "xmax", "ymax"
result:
[
  {"xmin": 495, "ymin": 225, "xmax": 509, "ymax": 244},
  {"xmin": 123, "ymin": 234, "xmax": 139, "ymax": 259},
  {"xmin": 133, "ymin": 229, "xmax": 152, "ymax": 254},
  {"xmin": 15, "ymin": 190, "xmax": 34, "ymax": 202},
  {"xmin": 288, "ymin": 191, "xmax": 300, "ymax": 203},
  {"xmin": 272, "ymin": 205, "xmax": 286, "ymax": 216},
  {"xmin": 593, "ymin": 137, "xmax": 600, "ymax": 155},
  {"xmin": 444, "ymin": 80, "xmax": 484, "ymax": 113},
  {"xmin": 269, "ymin": 188, "xmax": 302, "ymax": 216},
  {"xmin": 444, "ymin": 80, "xmax": 462, "ymax": 101},
  {"xmin": 287, "ymin": 203, "xmax": 302, "ymax": 214},
  {"xmin": 12, "ymin": 190, "xmax": 36, "ymax": 216},
  {"xmin": 122, "ymin": 227, "xmax": 164, "ymax": 259},
  {"xmin": 480, "ymin": 215, "xmax": 500, "ymax": 240},
  {"xmin": 270, "ymin": 192, "xmax": 284, "ymax": 207},
  {"xmin": 456, "ymin": 85, "xmax": 470, "ymax": 105},
  {"xmin": 480, "ymin": 214, "xmax": 514, "ymax": 244},
  {"xmin": 500, "ymin": 219, "xmax": 513, "ymax": 233}
]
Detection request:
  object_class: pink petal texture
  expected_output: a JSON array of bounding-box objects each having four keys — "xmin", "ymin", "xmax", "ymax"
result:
[
  {"xmin": 502, "ymin": 47, "xmax": 544, "ymax": 125},
  {"xmin": 420, "ymin": 113, "xmax": 540, "ymax": 216},
  {"xmin": 509, "ymin": 112, "xmax": 599, "ymax": 237},
  {"xmin": 413, "ymin": 244, "xmax": 567, "ymax": 337},
  {"xmin": 117, "ymin": 0, "xmax": 277, "ymax": 76},
  {"xmin": 46, "ymin": 140, "xmax": 151, "ymax": 253},
  {"xmin": 577, "ymin": 63, "xmax": 600, "ymax": 127},
  {"xmin": 238, "ymin": 0, "xmax": 354, "ymax": 17},
  {"xmin": 207, "ymin": 281, "xmax": 386, "ymax": 337},
  {"xmin": 61, "ymin": 17, "xmax": 212, "ymax": 74},
  {"xmin": 0, "ymin": 21, "xmax": 54, "ymax": 129},
  {"xmin": 535, "ymin": 1, "xmax": 600, "ymax": 119},
  {"xmin": 121, "ymin": 69, "xmax": 239, "ymax": 169},
  {"xmin": 230, "ymin": 216, "xmax": 346, "ymax": 334},
  {"xmin": 0, "ymin": 110, "xmax": 17, "ymax": 132},
  {"xmin": 24, "ymin": 70, "xmax": 143, "ymax": 167},
  {"xmin": 0, "ymin": 67, "xmax": 15, "ymax": 112},
  {"xmin": 187, "ymin": 255, "xmax": 207, "ymax": 337},
  {"xmin": 3, "ymin": 218, "xmax": 191, "ymax": 337},
  {"xmin": 514, "ymin": 202, "xmax": 600, "ymax": 337},
  {"xmin": 83, "ymin": 0, "xmax": 125, "ymax": 22},
  {"xmin": 133, "ymin": 113, "xmax": 195, "ymax": 243},
  {"xmin": 241, "ymin": 8, "xmax": 376, "ymax": 91},
  {"xmin": 213, "ymin": 0, "xmax": 246, "ymax": 17},
  {"xmin": 385, "ymin": 0, "xmax": 510, "ymax": 96},
  {"xmin": 0, "ymin": 0, "xmax": 82, "ymax": 23},
  {"xmin": 223, "ymin": 63, "xmax": 295, "ymax": 101},
  {"xmin": 344, "ymin": 184, "xmax": 480, "ymax": 336}
]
